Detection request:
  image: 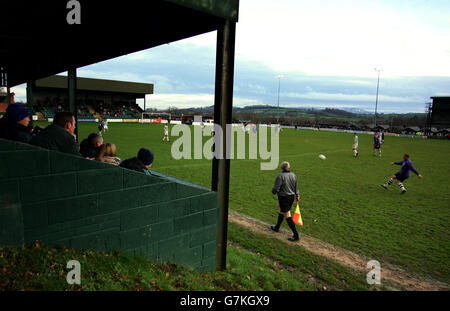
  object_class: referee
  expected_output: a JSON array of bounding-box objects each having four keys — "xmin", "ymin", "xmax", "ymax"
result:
[{"xmin": 271, "ymin": 161, "xmax": 300, "ymax": 241}]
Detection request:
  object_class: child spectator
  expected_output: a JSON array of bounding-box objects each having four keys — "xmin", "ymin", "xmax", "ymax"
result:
[{"xmin": 120, "ymin": 148, "xmax": 154, "ymax": 175}]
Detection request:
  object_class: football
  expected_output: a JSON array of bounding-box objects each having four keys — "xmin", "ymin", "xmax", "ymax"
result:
[{"xmin": 319, "ymin": 154, "xmax": 326, "ymax": 160}]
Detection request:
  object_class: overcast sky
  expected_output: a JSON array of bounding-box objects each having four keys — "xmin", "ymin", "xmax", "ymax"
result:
[{"xmin": 13, "ymin": 0, "xmax": 450, "ymax": 113}]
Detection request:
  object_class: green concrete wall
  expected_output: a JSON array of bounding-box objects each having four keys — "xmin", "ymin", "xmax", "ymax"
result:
[{"xmin": 0, "ymin": 138, "xmax": 218, "ymax": 272}]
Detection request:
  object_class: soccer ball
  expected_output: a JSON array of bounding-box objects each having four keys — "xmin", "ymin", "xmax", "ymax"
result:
[{"xmin": 319, "ymin": 154, "xmax": 326, "ymax": 160}]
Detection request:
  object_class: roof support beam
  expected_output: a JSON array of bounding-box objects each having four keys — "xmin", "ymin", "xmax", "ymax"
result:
[
  {"xmin": 212, "ymin": 19, "xmax": 236, "ymax": 271},
  {"xmin": 26, "ymin": 82, "xmax": 34, "ymax": 127},
  {"xmin": 6, "ymin": 88, "xmax": 11, "ymax": 105},
  {"xmin": 68, "ymin": 68, "xmax": 79, "ymax": 141}
]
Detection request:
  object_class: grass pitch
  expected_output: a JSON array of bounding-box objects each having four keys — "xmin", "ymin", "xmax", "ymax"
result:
[
  {"xmin": 36, "ymin": 121, "xmax": 450, "ymax": 284},
  {"xmin": 1, "ymin": 222, "xmax": 385, "ymax": 291}
]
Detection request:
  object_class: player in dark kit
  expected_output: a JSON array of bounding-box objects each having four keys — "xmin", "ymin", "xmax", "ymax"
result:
[
  {"xmin": 98, "ymin": 120, "xmax": 105, "ymax": 134},
  {"xmin": 373, "ymin": 133, "xmax": 382, "ymax": 157},
  {"xmin": 381, "ymin": 154, "xmax": 423, "ymax": 194}
]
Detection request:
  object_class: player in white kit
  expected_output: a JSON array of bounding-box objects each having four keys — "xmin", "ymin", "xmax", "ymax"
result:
[
  {"xmin": 163, "ymin": 124, "xmax": 169, "ymax": 142},
  {"xmin": 352, "ymin": 133, "xmax": 359, "ymax": 157}
]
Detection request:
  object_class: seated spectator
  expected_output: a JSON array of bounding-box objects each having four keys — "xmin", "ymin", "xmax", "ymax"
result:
[
  {"xmin": 0, "ymin": 104, "xmax": 32, "ymax": 143},
  {"xmin": 95, "ymin": 143, "xmax": 121, "ymax": 166},
  {"xmin": 30, "ymin": 112, "xmax": 81, "ymax": 156},
  {"xmin": 32, "ymin": 125, "xmax": 44, "ymax": 137},
  {"xmin": 80, "ymin": 133, "xmax": 103, "ymax": 159},
  {"xmin": 119, "ymin": 148, "xmax": 154, "ymax": 175}
]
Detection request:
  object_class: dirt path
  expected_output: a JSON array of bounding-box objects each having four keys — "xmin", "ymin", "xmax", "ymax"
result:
[{"xmin": 229, "ymin": 211, "xmax": 449, "ymax": 291}]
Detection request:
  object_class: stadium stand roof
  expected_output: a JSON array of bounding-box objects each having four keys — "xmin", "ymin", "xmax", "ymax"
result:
[
  {"xmin": 1, "ymin": 0, "xmax": 239, "ymax": 87},
  {"xmin": 428, "ymin": 96, "xmax": 450, "ymax": 129},
  {"xmin": 35, "ymin": 75, "xmax": 153, "ymax": 98}
]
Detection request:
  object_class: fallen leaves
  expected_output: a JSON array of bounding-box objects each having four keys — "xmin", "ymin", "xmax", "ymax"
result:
[{"xmin": 33, "ymin": 240, "xmax": 41, "ymax": 249}]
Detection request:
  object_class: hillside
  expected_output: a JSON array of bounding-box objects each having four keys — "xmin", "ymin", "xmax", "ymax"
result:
[{"xmin": 173, "ymin": 105, "xmax": 427, "ymax": 127}]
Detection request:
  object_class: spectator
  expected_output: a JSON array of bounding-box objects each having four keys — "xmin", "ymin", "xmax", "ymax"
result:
[
  {"xmin": 32, "ymin": 125, "xmax": 44, "ymax": 137},
  {"xmin": 30, "ymin": 112, "xmax": 81, "ymax": 156},
  {"xmin": 80, "ymin": 133, "xmax": 103, "ymax": 159},
  {"xmin": 0, "ymin": 104, "xmax": 32, "ymax": 143},
  {"xmin": 95, "ymin": 143, "xmax": 121, "ymax": 166},
  {"xmin": 79, "ymin": 139, "xmax": 93, "ymax": 159},
  {"xmin": 120, "ymin": 148, "xmax": 154, "ymax": 175}
]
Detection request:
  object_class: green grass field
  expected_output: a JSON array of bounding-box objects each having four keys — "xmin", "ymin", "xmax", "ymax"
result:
[
  {"xmin": 1, "ymin": 222, "xmax": 390, "ymax": 291},
  {"xmin": 35, "ymin": 121, "xmax": 450, "ymax": 285}
]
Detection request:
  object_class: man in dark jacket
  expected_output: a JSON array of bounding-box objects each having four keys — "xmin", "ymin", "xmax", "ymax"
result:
[
  {"xmin": 79, "ymin": 133, "xmax": 103, "ymax": 159},
  {"xmin": 30, "ymin": 112, "xmax": 81, "ymax": 156},
  {"xmin": 271, "ymin": 161, "xmax": 300, "ymax": 241},
  {"xmin": 0, "ymin": 104, "xmax": 32, "ymax": 143},
  {"xmin": 120, "ymin": 148, "xmax": 154, "ymax": 175}
]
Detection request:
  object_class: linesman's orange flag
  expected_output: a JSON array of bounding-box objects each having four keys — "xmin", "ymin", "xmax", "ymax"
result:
[{"xmin": 293, "ymin": 201, "xmax": 303, "ymax": 226}]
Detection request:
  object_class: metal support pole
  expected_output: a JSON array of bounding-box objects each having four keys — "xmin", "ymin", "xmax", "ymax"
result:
[
  {"xmin": 374, "ymin": 69, "xmax": 381, "ymax": 128},
  {"xmin": 212, "ymin": 20, "xmax": 236, "ymax": 271},
  {"xmin": 6, "ymin": 87, "xmax": 11, "ymax": 105},
  {"xmin": 68, "ymin": 68, "xmax": 79, "ymax": 140},
  {"xmin": 277, "ymin": 77, "xmax": 281, "ymax": 124},
  {"xmin": 275, "ymin": 75, "xmax": 284, "ymax": 124},
  {"xmin": 2, "ymin": 70, "xmax": 10, "ymax": 105},
  {"xmin": 26, "ymin": 82, "xmax": 34, "ymax": 127},
  {"xmin": 212, "ymin": 28, "xmax": 224, "ymax": 192},
  {"xmin": 0, "ymin": 68, "xmax": 6, "ymax": 89}
]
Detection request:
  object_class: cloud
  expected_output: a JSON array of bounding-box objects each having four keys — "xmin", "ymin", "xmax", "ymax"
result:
[
  {"xmin": 138, "ymin": 93, "xmax": 260, "ymax": 110},
  {"xmin": 234, "ymin": 0, "xmax": 450, "ymax": 77},
  {"xmin": 10, "ymin": 85, "xmax": 27, "ymax": 99},
  {"xmin": 284, "ymin": 91, "xmax": 422, "ymax": 103}
]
